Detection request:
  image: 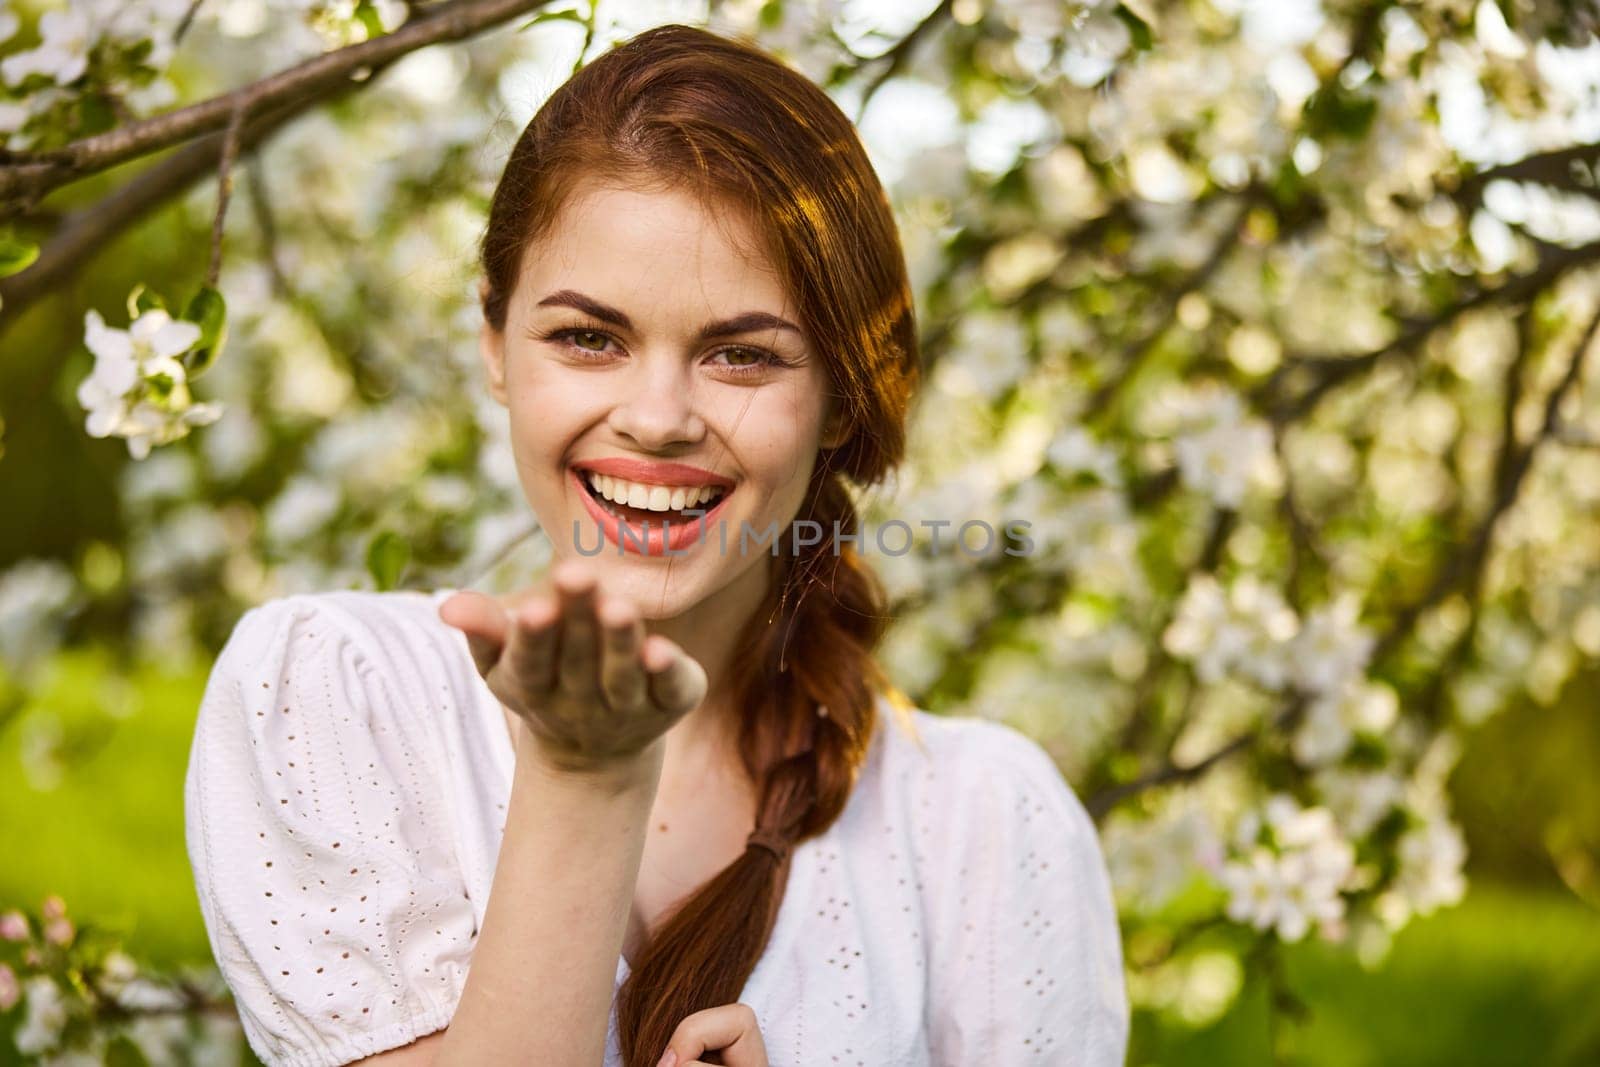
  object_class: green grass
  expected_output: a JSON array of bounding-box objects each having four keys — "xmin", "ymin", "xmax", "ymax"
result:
[
  {"xmin": 0, "ymin": 647, "xmax": 214, "ymax": 970},
  {"xmin": 1130, "ymin": 884, "xmax": 1600, "ymax": 1066}
]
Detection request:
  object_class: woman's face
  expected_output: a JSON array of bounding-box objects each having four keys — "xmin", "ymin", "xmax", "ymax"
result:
[{"xmin": 479, "ymin": 177, "xmax": 848, "ymax": 619}]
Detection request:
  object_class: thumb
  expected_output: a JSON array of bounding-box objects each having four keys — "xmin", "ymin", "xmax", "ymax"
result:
[{"xmin": 438, "ymin": 590, "xmax": 509, "ymax": 677}]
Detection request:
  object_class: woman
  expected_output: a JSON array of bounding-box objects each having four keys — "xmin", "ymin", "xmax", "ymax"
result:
[{"xmin": 184, "ymin": 22, "xmax": 1128, "ymax": 1067}]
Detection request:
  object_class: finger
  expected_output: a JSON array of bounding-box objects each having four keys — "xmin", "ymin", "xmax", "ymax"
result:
[
  {"xmin": 663, "ymin": 1003, "xmax": 767, "ymax": 1066},
  {"xmin": 597, "ymin": 595, "xmax": 646, "ymax": 713},
  {"xmin": 644, "ymin": 635, "xmax": 708, "ymax": 717},
  {"xmin": 438, "ymin": 591, "xmax": 508, "ymax": 677},
  {"xmin": 503, "ymin": 594, "xmax": 560, "ymax": 694},
  {"xmin": 553, "ymin": 560, "xmax": 600, "ymax": 695}
]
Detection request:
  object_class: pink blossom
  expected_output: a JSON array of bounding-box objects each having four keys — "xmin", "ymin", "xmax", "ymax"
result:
[
  {"xmin": 0, "ymin": 963, "xmax": 17, "ymax": 1011},
  {"xmin": 0, "ymin": 910, "xmax": 27, "ymax": 942},
  {"xmin": 43, "ymin": 917, "xmax": 74, "ymax": 946},
  {"xmin": 40, "ymin": 895, "xmax": 66, "ymax": 921}
]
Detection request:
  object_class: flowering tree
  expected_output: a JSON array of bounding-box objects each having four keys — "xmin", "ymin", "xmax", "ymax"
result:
[{"xmin": 3, "ymin": 0, "xmax": 1600, "ymax": 1060}]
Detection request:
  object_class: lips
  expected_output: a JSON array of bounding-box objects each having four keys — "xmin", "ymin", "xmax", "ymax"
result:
[
  {"xmin": 571, "ymin": 466, "xmax": 735, "ymax": 556},
  {"xmin": 571, "ymin": 456, "xmax": 735, "ymax": 491}
]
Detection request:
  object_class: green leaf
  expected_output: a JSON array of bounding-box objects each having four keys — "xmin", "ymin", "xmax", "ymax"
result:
[
  {"xmin": 126, "ymin": 284, "xmax": 165, "ymax": 319},
  {"xmin": 354, "ymin": 0, "xmax": 387, "ymax": 38},
  {"xmin": 104, "ymin": 1034, "xmax": 151, "ymax": 1067},
  {"xmin": 180, "ymin": 285, "xmax": 228, "ymax": 378},
  {"xmin": 0, "ymin": 232, "xmax": 38, "ymax": 276},
  {"xmin": 517, "ymin": 7, "xmax": 589, "ymax": 32},
  {"xmin": 366, "ymin": 531, "xmax": 411, "ymax": 591},
  {"xmin": 1113, "ymin": 3, "xmax": 1155, "ymax": 52},
  {"xmin": 1302, "ymin": 87, "xmax": 1378, "ymax": 142},
  {"xmin": 78, "ymin": 92, "xmax": 117, "ymax": 136}
]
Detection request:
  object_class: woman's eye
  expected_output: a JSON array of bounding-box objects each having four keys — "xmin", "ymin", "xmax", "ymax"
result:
[
  {"xmin": 713, "ymin": 347, "xmax": 785, "ymax": 374},
  {"xmin": 572, "ymin": 331, "xmax": 609, "ymax": 352}
]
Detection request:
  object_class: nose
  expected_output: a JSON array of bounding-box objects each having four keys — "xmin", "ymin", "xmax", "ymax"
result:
[{"xmin": 605, "ymin": 353, "xmax": 707, "ymax": 451}]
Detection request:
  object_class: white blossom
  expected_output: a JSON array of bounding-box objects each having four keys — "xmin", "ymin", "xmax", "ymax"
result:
[
  {"xmin": 939, "ymin": 308, "xmax": 1033, "ymax": 400},
  {"xmin": 1164, "ymin": 573, "xmax": 1300, "ymax": 690},
  {"xmin": 14, "ymin": 975, "xmax": 69, "ymax": 1056},
  {"xmin": 2, "ymin": 8, "xmax": 91, "ymax": 86},
  {"xmin": 0, "ymin": 558, "xmax": 80, "ymax": 681},
  {"xmin": 1316, "ymin": 766, "xmax": 1405, "ymax": 838},
  {"xmin": 77, "ymin": 307, "xmax": 221, "ymax": 460},
  {"xmin": 1104, "ymin": 798, "xmax": 1225, "ymax": 912},
  {"xmin": 264, "ymin": 475, "xmax": 343, "ymax": 545},
  {"xmin": 95, "ymin": 949, "xmax": 139, "ymax": 999},
  {"xmin": 1287, "ymin": 593, "xmax": 1376, "ymax": 697},
  {"xmin": 1293, "ymin": 677, "xmax": 1400, "ymax": 767},
  {"xmin": 1045, "ymin": 425, "xmax": 1124, "ymax": 486},
  {"xmin": 1171, "ymin": 388, "xmax": 1277, "ymax": 509},
  {"xmin": 125, "ymin": 1014, "xmax": 191, "ymax": 1064},
  {"xmin": 1221, "ymin": 795, "xmax": 1356, "ymax": 942},
  {"xmin": 1392, "ymin": 815, "xmax": 1468, "ymax": 918}
]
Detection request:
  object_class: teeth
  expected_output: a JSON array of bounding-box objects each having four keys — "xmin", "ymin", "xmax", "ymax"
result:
[{"xmin": 584, "ymin": 471, "xmax": 726, "ymax": 512}]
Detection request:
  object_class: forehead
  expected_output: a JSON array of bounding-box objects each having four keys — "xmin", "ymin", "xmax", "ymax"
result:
[{"xmin": 519, "ymin": 177, "xmax": 794, "ymax": 320}]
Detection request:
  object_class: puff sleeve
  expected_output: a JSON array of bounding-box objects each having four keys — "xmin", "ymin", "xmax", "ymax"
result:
[
  {"xmin": 183, "ymin": 595, "xmax": 478, "ymax": 1067},
  {"xmin": 924, "ymin": 720, "xmax": 1129, "ymax": 1065}
]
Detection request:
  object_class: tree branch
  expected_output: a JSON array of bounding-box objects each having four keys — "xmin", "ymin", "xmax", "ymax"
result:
[
  {"xmin": 2, "ymin": 88, "xmax": 334, "ymax": 328},
  {"xmin": 1450, "ymin": 141, "xmax": 1600, "ymax": 207},
  {"xmin": 1087, "ymin": 696, "xmax": 1308, "ymax": 820},
  {"xmin": 1370, "ymin": 292, "xmax": 1600, "ymax": 668},
  {"xmin": 1262, "ymin": 237, "xmax": 1600, "ymax": 424},
  {"xmin": 0, "ymin": 0, "xmax": 549, "ymax": 215}
]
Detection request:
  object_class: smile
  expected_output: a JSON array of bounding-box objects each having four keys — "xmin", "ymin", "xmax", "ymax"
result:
[{"xmin": 570, "ymin": 466, "xmax": 736, "ymax": 556}]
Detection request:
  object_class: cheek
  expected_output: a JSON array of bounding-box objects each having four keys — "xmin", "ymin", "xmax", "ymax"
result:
[{"xmin": 503, "ymin": 358, "xmax": 601, "ymax": 456}]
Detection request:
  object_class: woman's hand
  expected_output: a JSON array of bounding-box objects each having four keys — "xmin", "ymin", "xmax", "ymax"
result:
[
  {"xmin": 438, "ymin": 556, "xmax": 708, "ymax": 774},
  {"xmin": 655, "ymin": 1003, "xmax": 769, "ymax": 1067}
]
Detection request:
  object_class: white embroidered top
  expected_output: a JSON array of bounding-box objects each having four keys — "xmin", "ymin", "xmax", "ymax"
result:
[{"xmin": 183, "ymin": 588, "xmax": 1129, "ymax": 1067}]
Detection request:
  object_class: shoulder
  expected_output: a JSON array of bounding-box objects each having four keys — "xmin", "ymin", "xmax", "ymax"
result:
[
  {"xmin": 874, "ymin": 699, "xmax": 1096, "ymax": 834},
  {"xmin": 211, "ymin": 587, "xmax": 473, "ymax": 705},
  {"xmin": 857, "ymin": 695, "xmax": 1108, "ymax": 890},
  {"xmin": 221, "ymin": 587, "xmax": 461, "ymax": 664}
]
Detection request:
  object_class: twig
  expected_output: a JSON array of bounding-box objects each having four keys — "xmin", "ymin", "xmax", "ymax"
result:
[
  {"xmin": 1083, "ymin": 190, "xmax": 1259, "ymax": 425},
  {"xmin": 1087, "ymin": 696, "xmax": 1308, "ymax": 820},
  {"xmin": 206, "ymin": 102, "xmax": 248, "ymax": 288},
  {"xmin": 852, "ymin": 0, "xmax": 954, "ymax": 118},
  {"xmin": 567, "ymin": 0, "xmax": 599, "ymax": 77},
  {"xmin": 1271, "ymin": 419, "xmax": 1326, "ymax": 613},
  {"xmin": 174, "ymin": 0, "xmax": 206, "ymax": 45}
]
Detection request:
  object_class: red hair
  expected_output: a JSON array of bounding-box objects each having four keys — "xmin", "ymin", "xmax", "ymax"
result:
[{"xmin": 478, "ymin": 23, "xmax": 921, "ymax": 1065}]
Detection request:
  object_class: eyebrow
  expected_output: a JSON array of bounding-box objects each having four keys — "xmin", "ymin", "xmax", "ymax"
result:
[{"xmin": 535, "ymin": 289, "xmax": 804, "ymax": 342}]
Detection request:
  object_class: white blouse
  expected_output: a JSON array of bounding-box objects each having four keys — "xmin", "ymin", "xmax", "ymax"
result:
[{"xmin": 183, "ymin": 588, "xmax": 1128, "ymax": 1067}]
